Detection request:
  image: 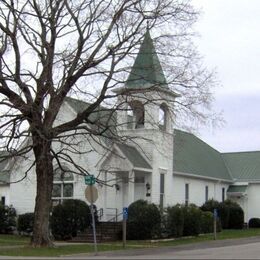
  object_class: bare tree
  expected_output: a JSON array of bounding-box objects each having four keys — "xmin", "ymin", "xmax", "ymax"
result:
[{"xmin": 0, "ymin": 0, "xmax": 216, "ymax": 247}]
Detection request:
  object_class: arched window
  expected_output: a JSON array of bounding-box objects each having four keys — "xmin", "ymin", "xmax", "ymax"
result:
[
  {"xmin": 159, "ymin": 103, "xmax": 168, "ymax": 131},
  {"xmin": 127, "ymin": 104, "xmax": 134, "ymax": 129},
  {"xmin": 52, "ymin": 166, "xmax": 74, "ymax": 206},
  {"xmin": 127, "ymin": 101, "xmax": 145, "ymax": 129}
]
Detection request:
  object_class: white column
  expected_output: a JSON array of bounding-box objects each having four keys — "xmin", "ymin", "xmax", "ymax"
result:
[
  {"xmin": 103, "ymin": 171, "xmax": 107, "ymax": 221},
  {"xmin": 214, "ymin": 182, "xmax": 216, "ymax": 200},
  {"xmin": 128, "ymin": 170, "xmax": 135, "ymax": 206}
]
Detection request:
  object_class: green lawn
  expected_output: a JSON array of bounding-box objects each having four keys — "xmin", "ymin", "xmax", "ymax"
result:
[
  {"xmin": 0, "ymin": 234, "xmax": 29, "ymax": 246},
  {"xmin": 148, "ymin": 229, "xmax": 260, "ymax": 247},
  {"xmin": 0, "ymin": 244, "xmax": 139, "ymax": 257},
  {"xmin": 0, "ymin": 229, "xmax": 260, "ymax": 257}
]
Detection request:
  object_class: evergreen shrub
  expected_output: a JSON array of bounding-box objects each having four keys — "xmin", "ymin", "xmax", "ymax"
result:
[
  {"xmin": 200, "ymin": 199, "xmax": 221, "ymax": 213},
  {"xmin": 50, "ymin": 199, "xmax": 91, "ymax": 240},
  {"xmin": 182, "ymin": 204, "xmax": 201, "ymax": 236},
  {"xmin": 165, "ymin": 204, "xmax": 184, "ymax": 237},
  {"xmin": 218, "ymin": 202, "xmax": 230, "ymax": 229},
  {"xmin": 0, "ymin": 205, "xmax": 16, "ymax": 234},
  {"xmin": 201, "ymin": 199, "xmax": 244, "ymax": 229},
  {"xmin": 227, "ymin": 203, "xmax": 244, "ymax": 229},
  {"xmin": 249, "ymin": 218, "xmax": 260, "ymax": 228},
  {"xmin": 200, "ymin": 211, "xmax": 213, "ymax": 234},
  {"xmin": 127, "ymin": 200, "xmax": 161, "ymax": 240},
  {"xmin": 17, "ymin": 213, "xmax": 34, "ymax": 235}
]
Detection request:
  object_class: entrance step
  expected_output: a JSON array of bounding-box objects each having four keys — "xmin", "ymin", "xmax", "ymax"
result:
[{"xmin": 71, "ymin": 221, "xmax": 123, "ymax": 243}]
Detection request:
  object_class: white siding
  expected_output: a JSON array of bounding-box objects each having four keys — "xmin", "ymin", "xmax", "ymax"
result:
[
  {"xmin": 10, "ymin": 163, "xmax": 37, "ymax": 214},
  {"xmin": 247, "ymin": 184, "xmax": 260, "ymax": 222},
  {"xmin": 171, "ymin": 175, "xmax": 230, "ymax": 206}
]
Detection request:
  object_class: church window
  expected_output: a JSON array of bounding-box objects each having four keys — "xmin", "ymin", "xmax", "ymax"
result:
[
  {"xmin": 127, "ymin": 105, "xmax": 134, "ymax": 129},
  {"xmin": 127, "ymin": 101, "xmax": 144, "ymax": 129},
  {"xmin": 1, "ymin": 196, "xmax": 5, "ymax": 206},
  {"xmin": 52, "ymin": 166, "xmax": 74, "ymax": 207},
  {"xmin": 159, "ymin": 103, "xmax": 168, "ymax": 131},
  {"xmin": 205, "ymin": 186, "xmax": 209, "ymax": 202},
  {"xmin": 222, "ymin": 187, "xmax": 225, "ymax": 202},
  {"xmin": 185, "ymin": 183, "xmax": 189, "ymax": 206},
  {"xmin": 159, "ymin": 173, "xmax": 165, "ymax": 210}
]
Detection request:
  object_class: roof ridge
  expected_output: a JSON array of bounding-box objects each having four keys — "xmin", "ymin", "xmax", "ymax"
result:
[
  {"xmin": 65, "ymin": 96, "xmax": 113, "ymax": 113},
  {"xmin": 116, "ymin": 143, "xmax": 152, "ymax": 169},
  {"xmin": 174, "ymin": 129, "xmax": 221, "ymax": 154},
  {"xmin": 65, "ymin": 96, "xmax": 90, "ymax": 105},
  {"xmin": 221, "ymin": 154, "xmax": 235, "ymax": 180},
  {"xmin": 125, "ymin": 29, "xmax": 167, "ymax": 89},
  {"xmin": 222, "ymin": 150, "xmax": 260, "ymax": 155},
  {"xmin": 174, "ymin": 128, "xmax": 233, "ymax": 181}
]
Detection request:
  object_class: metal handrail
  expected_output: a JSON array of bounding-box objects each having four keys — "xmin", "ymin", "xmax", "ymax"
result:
[
  {"xmin": 106, "ymin": 207, "xmax": 118, "ymax": 221},
  {"xmin": 97, "ymin": 208, "xmax": 104, "ymax": 221},
  {"xmin": 107, "ymin": 212, "xmax": 123, "ymax": 222}
]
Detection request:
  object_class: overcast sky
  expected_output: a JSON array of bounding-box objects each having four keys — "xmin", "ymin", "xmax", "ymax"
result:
[{"xmin": 191, "ymin": 0, "xmax": 260, "ymax": 153}]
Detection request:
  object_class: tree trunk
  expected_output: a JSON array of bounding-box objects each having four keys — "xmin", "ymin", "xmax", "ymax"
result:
[{"xmin": 30, "ymin": 137, "xmax": 54, "ymax": 247}]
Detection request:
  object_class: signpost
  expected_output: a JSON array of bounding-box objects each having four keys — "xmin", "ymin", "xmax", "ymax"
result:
[
  {"xmin": 122, "ymin": 207, "xmax": 128, "ymax": 249},
  {"xmin": 84, "ymin": 175, "xmax": 98, "ymax": 255},
  {"xmin": 213, "ymin": 208, "xmax": 217, "ymax": 240}
]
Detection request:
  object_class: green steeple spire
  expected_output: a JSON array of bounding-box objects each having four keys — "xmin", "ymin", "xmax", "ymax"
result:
[{"xmin": 126, "ymin": 29, "xmax": 168, "ymax": 89}]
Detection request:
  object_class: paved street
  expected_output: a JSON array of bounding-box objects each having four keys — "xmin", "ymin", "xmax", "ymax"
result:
[
  {"xmin": 66, "ymin": 237, "xmax": 260, "ymax": 259},
  {"xmin": 2, "ymin": 237, "xmax": 260, "ymax": 259}
]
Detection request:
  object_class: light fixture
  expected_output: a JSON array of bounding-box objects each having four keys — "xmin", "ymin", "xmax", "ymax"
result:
[
  {"xmin": 146, "ymin": 182, "xmax": 151, "ymax": 190},
  {"xmin": 146, "ymin": 182, "xmax": 151, "ymax": 197},
  {"xmin": 115, "ymin": 184, "xmax": 120, "ymax": 191}
]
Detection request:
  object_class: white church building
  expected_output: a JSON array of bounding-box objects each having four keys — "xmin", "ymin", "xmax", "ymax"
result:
[{"xmin": 0, "ymin": 30, "xmax": 260, "ymax": 223}]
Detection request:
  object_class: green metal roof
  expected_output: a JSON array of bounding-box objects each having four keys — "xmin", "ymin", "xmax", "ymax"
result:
[
  {"xmin": 116, "ymin": 143, "xmax": 152, "ymax": 170},
  {"xmin": 227, "ymin": 185, "xmax": 247, "ymax": 193},
  {"xmin": 0, "ymin": 170, "xmax": 10, "ymax": 183},
  {"xmin": 126, "ymin": 29, "xmax": 167, "ymax": 89},
  {"xmin": 0, "ymin": 152, "xmax": 11, "ymax": 183},
  {"xmin": 65, "ymin": 97, "xmax": 117, "ymax": 139},
  {"xmin": 173, "ymin": 129, "xmax": 232, "ymax": 181},
  {"xmin": 222, "ymin": 151, "xmax": 260, "ymax": 181},
  {"xmin": 65, "ymin": 96, "xmax": 90, "ymax": 113}
]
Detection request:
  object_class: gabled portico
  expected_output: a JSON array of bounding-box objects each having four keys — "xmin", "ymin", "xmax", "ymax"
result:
[{"xmin": 97, "ymin": 143, "xmax": 152, "ymax": 221}]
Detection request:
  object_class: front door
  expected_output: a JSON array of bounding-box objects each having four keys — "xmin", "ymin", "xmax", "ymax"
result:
[{"xmin": 134, "ymin": 176, "xmax": 145, "ymax": 201}]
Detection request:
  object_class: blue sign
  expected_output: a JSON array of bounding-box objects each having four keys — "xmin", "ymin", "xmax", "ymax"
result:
[
  {"xmin": 123, "ymin": 207, "xmax": 128, "ymax": 220},
  {"xmin": 213, "ymin": 208, "xmax": 218, "ymax": 219}
]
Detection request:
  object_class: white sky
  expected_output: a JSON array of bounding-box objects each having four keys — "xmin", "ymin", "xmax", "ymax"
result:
[{"xmin": 192, "ymin": 0, "xmax": 260, "ymax": 152}]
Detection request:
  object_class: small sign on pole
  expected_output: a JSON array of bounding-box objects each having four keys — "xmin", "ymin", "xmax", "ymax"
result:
[
  {"xmin": 122, "ymin": 207, "xmax": 128, "ymax": 249},
  {"xmin": 123, "ymin": 207, "xmax": 128, "ymax": 220},
  {"xmin": 85, "ymin": 175, "xmax": 96, "ymax": 185}
]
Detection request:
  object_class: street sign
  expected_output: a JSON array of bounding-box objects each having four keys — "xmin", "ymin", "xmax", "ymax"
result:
[
  {"xmin": 85, "ymin": 175, "xmax": 96, "ymax": 185},
  {"xmin": 85, "ymin": 185, "xmax": 98, "ymax": 203},
  {"xmin": 123, "ymin": 207, "xmax": 128, "ymax": 220},
  {"xmin": 213, "ymin": 208, "xmax": 218, "ymax": 219}
]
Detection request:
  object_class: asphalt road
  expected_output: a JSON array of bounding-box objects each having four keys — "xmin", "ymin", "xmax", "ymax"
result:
[
  {"xmin": 67, "ymin": 236, "xmax": 260, "ymax": 259},
  {"xmin": 2, "ymin": 237, "xmax": 260, "ymax": 259}
]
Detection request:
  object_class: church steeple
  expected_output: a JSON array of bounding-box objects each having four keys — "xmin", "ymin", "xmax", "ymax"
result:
[
  {"xmin": 126, "ymin": 29, "xmax": 168, "ymax": 89},
  {"xmin": 114, "ymin": 29, "xmax": 178, "ymax": 134}
]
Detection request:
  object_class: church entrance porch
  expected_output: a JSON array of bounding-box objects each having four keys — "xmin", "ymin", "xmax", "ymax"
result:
[
  {"xmin": 102, "ymin": 170, "xmax": 151, "ymax": 221},
  {"xmin": 97, "ymin": 143, "xmax": 152, "ymax": 221}
]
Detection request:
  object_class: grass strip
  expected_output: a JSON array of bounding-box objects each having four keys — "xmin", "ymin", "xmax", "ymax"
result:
[{"xmin": 0, "ymin": 229, "xmax": 260, "ymax": 256}]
